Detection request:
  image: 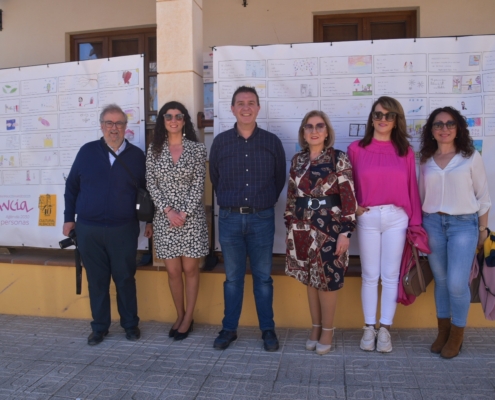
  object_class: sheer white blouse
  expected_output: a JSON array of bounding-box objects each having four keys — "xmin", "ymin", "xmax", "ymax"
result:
[{"xmin": 419, "ymin": 151, "xmax": 491, "ymax": 217}]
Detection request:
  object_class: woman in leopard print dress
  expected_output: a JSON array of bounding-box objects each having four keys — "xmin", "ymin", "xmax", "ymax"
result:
[{"xmin": 146, "ymin": 101, "xmax": 208, "ymax": 340}]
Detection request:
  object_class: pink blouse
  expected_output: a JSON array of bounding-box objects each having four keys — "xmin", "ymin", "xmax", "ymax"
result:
[{"xmin": 347, "ymin": 138, "xmax": 422, "ymax": 226}]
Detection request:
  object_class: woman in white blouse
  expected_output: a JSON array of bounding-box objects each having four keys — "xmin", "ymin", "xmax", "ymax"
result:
[{"xmin": 419, "ymin": 106, "xmax": 491, "ymax": 359}]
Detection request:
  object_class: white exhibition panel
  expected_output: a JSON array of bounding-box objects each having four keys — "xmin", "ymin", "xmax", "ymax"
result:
[
  {"xmin": 0, "ymin": 55, "xmax": 148, "ymax": 249},
  {"xmin": 213, "ymin": 36, "xmax": 495, "ymax": 255}
]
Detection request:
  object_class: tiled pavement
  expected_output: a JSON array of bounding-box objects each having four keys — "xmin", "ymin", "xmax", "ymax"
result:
[{"xmin": 0, "ymin": 315, "xmax": 494, "ymax": 399}]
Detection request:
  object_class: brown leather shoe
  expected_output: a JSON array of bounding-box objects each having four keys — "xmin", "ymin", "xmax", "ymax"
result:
[
  {"xmin": 440, "ymin": 324, "xmax": 464, "ymax": 359},
  {"xmin": 431, "ymin": 318, "xmax": 451, "ymax": 354}
]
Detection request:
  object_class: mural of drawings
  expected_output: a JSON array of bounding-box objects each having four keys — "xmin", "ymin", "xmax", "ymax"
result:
[
  {"xmin": 0, "ymin": 55, "xmax": 145, "ymax": 248},
  {"xmin": 213, "ymin": 37, "xmax": 495, "ymax": 253}
]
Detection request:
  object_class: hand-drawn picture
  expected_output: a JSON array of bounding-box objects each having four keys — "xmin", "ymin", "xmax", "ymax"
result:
[
  {"xmin": 352, "ymin": 78, "xmax": 372, "ymax": 96},
  {"xmin": 2, "ymin": 84, "xmax": 18, "ymax": 95},
  {"xmin": 348, "ymin": 56, "xmax": 372, "ymax": 74},
  {"xmin": 246, "ymin": 61, "xmax": 266, "ymax": 78},
  {"xmin": 349, "ymin": 123, "xmax": 367, "ymax": 137},
  {"xmin": 406, "ymin": 119, "xmax": 426, "ymax": 140}
]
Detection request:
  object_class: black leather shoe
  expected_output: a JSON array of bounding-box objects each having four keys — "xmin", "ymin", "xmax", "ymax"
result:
[
  {"xmin": 213, "ymin": 330, "xmax": 238, "ymax": 350},
  {"xmin": 168, "ymin": 327, "xmax": 178, "ymax": 338},
  {"xmin": 174, "ymin": 320, "xmax": 194, "ymax": 341},
  {"xmin": 87, "ymin": 330, "xmax": 108, "ymax": 345},
  {"xmin": 125, "ymin": 326, "xmax": 141, "ymax": 341},
  {"xmin": 262, "ymin": 329, "xmax": 279, "ymax": 352}
]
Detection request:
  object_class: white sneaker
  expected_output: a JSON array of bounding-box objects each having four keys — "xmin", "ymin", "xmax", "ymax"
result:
[
  {"xmin": 360, "ymin": 326, "xmax": 376, "ymax": 351},
  {"xmin": 376, "ymin": 327, "xmax": 393, "ymax": 353}
]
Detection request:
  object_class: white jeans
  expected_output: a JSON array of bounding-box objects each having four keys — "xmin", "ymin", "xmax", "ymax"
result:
[{"xmin": 357, "ymin": 205, "xmax": 408, "ymax": 325}]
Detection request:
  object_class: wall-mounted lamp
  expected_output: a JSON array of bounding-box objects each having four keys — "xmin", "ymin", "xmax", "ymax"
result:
[
  {"xmin": 242, "ymin": 1, "xmax": 247, "ymax": 7},
  {"xmin": 0, "ymin": 10, "xmax": 3, "ymax": 31}
]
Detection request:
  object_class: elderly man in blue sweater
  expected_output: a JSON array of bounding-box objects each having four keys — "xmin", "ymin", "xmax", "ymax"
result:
[{"xmin": 63, "ymin": 104, "xmax": 152, "ymax": 345}]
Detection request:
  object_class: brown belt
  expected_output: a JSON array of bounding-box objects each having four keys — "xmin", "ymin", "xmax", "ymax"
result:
[{"xmin": 437, "ymin": 211, "xmax": 450, "ymax": 215}]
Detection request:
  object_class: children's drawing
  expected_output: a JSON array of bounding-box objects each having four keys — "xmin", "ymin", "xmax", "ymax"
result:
[
  {"xmin": 408, "ymin": 105, "xmax": 424, "ymax": 114},
  {"xmin": 348, "ymin": 56, "xmax": 372, "ymax": 74},
  {"xmin": 6, "ymin": 119, "xmax": 17, "ymax": 131},
  {"xmin": 122, "ymin": 71, "xmax": 132, "ymax": 84},
  {"xmin": 38, "ymin": 117, "xmax": 50, "ymax": 127},
  {"xmin": 2, "ymin": 85, "xmax": 17, "ymax": 94},
  {"xmin": 352, "ymin": 78, "xmax": 372, "ymax": 96},
  {"xmin": 473, "ymin": 139, "xmax": 482, "ymax": 155},
  {"xmin": 293, "ymin": 59, "xmax": 317, "ymax": 76},
  {"xmin": 125, "ymin": 129, "xmax": 135, "ymax": 141},
  {"xmin": 349, "ymin": 123, "xmax": 366, "ymax": 137},
  {"xmin": 469, "ymin": 55, "xmax": 481, "ymax": 66}
]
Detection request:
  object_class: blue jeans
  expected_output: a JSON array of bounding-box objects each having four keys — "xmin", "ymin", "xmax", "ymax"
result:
[
  {"xmin": 422, "ymin": 212, "xmax": 478, "ymax": 327},
  {"xmin": 219, "ymin": 207, "xmax": 275, "ymax": 331}
]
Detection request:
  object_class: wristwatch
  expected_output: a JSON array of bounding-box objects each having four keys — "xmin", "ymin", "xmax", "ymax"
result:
[
  {"xmin": 340, "ymin": 231, "xmax": 352, "ymax": 238},
  {"xmin": 479, "ymin": 225, "xmax": 487, "ymax": 232}
]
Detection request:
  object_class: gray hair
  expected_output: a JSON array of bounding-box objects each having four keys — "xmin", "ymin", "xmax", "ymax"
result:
[{"xmin": 99, "ymin": 104, "xmax": 127, "ymax": 123}]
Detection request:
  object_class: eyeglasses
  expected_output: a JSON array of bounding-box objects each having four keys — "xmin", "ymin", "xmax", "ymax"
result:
[
  {"xmin": 303, "ymin": 123, "xmax": 326, "ymax": 133},
  {"xmin": 371, "ymin": 111, "xmax": 397, "ymax": 122},
  {"xmin": 432, "ymin": 121, "xmax": 456, "ymax": 131},
  {"xmin": 102, "ymin": 121, "xmax": 126, "ymax": 128},
  {"xmin": 164, "ymin": 114, "xmax": 184, "ymax": 121}
]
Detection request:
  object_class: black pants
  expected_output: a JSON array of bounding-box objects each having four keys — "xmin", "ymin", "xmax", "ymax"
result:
[{"xmin": 76, "ymin": 220, "xmax": 140, "ymax": 332}]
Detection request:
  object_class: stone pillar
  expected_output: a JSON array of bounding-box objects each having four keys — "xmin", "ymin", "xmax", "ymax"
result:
[{"xmin": 156, "ymin": 0, "xmax": 203, "ymax": 138}]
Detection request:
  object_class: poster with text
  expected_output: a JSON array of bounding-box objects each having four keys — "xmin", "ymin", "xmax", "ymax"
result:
[{"xmin": 0, "ymin": 55, "xmax": 148, "ymax": 249}]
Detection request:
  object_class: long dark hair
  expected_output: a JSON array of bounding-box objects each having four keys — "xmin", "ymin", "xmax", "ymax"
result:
[
  {"xmin": 359, "ymin": 96, "xmax": 411, "ymax": 157},
  {"xmin": 419, "ymin": 106, "xmax": 474, "ymax": 163},
  {"xmin": 151, "ymin": 101, "xmax": 197, "ymax": 156}
]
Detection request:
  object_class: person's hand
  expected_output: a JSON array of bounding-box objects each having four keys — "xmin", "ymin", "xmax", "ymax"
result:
[
  {"xmin": 477, "ymin": 229, "xmax": 488, "ymax": 250},
  {"xmin": 144, "ymin": 223, "xmax": 153, "ymax": 238},
  {"xmin": 356, "ymin": 205, "xmax": 369, "ymax": 217},
  {"xmin": 334, "ymin": 234, "xmax": 350, "ymax": 256},
  {"xmin": 167, "ymin": 209, "xmax": 185, "ymax": 227},
  {"xmin": 63, "ymin": 222, "xmax": 75, "ymax": 236}
]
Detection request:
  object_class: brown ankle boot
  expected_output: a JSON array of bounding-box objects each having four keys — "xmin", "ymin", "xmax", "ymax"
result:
[
  {"xmin": 431, "ymin": 318, "xmax": 451, "ymax": 354},
  {"xmin": 440, "ymin": 324, "xmax": 464, "ymax": 359}
]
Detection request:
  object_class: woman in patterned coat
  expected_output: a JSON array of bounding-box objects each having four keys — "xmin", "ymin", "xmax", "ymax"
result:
[
  {"xmin": 146, "ymin": 101, "xmax": 208, "ymax": 341},
  {"xmin": 285, "ymin": 110, "xmax": 357, "ymax": 355}
]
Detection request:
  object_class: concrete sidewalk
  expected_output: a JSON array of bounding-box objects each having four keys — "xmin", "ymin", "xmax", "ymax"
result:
[{"xmin": 0, "ymin": 314, "xmax": 494, "ymax": 399}]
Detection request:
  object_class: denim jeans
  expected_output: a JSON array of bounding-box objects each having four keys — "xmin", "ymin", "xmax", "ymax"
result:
[
  {"xmin": 218, "ymin": 207, "xmax": 275, "ymax": 331},
  {"xmin": 422, "ymin": 212, "xmax": 478, "ymax": 327},
  {"xmin": 357, "ymin": 205, "xmax": 408, "ymax": 325}
]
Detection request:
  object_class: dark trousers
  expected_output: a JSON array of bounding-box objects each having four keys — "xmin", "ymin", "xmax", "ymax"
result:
[{"xmin": 76, "ymin": 220, "xmax": 140, "ymax": 332}]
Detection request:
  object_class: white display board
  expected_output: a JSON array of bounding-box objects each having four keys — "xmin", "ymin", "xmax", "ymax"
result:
[
  {"xmin": 213, "ymin": 36, "xmax": 495, "ymax": 254},
  {"xmin": 0, "ymin": 55, "xmax": 148, "ymax": 249}
]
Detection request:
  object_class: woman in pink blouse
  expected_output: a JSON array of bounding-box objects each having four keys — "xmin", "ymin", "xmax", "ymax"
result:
[{"xmin": 348, "ymin": 96, "xmax": 422, "ymax": 353}]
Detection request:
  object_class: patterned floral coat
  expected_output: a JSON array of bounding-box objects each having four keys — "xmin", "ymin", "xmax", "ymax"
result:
[
  {"xmin": 284, "ymin": 147, "xmax": 357, "ymax": 291},
  {"xmin": 146, "ymin": 139, "xmax": 209, "ymax": 259}
]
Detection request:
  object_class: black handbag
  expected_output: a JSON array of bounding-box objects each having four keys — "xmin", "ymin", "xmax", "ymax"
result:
[{"xmin": 106, "ymin": 141, "xmax": 155, "ymax": 221}]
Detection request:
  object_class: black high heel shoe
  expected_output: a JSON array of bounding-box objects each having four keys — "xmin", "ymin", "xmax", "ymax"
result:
[
  {"xmin": 168, "ymin": 327, "xmax": 178, "ymax": 338},
  {"xmin": 174, "ymin": 320, "xmax": 194, "ymax": 341}
]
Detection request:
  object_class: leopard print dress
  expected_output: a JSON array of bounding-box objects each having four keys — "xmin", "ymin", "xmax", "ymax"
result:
[{"xmin": 146, "ymin": 139, "xmax": 209, "ymax": 259}]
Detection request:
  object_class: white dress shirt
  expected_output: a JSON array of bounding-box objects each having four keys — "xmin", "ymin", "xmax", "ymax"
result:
[
  {"xmin": 419, "ymin": 151, "xmax": 491, "ymax": 216},
  {"xmin": 107, "ymin": 140, "xmax": 127, "ymax": 166}
]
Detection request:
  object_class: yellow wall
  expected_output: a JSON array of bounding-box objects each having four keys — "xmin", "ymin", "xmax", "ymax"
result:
[{"xmin": 1, "ymin": 262, "xmax": 492, "ymax": 328}]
